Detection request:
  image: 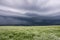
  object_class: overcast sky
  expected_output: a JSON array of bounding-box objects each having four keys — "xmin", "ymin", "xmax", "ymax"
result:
[
  {"xmin": 0, "ymin": 0, "xmax": 60, "ymax": 25},
  {"xmin": 0, "ymin": 0, "xmax": 60, "ymax": 16}
]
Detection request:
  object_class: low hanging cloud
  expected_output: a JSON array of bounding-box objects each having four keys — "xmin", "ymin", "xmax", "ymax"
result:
[{"xmin": 0, "ymin": 0, "xmax": 60, "ymax": 25}]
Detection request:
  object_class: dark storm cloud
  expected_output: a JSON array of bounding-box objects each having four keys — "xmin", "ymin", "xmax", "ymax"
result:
[{"xmin": 0, "ymin": 0, "xmax": 60, "ymax": 25}]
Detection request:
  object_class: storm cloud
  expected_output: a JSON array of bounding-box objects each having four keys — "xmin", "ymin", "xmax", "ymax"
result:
[{"xmin": 0, "ymin": 0, "xmax": 60, "ymax": 25}]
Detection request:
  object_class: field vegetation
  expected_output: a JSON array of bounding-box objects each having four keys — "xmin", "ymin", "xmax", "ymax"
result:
[{"xmin": 0, "ymin": 26, "xmax": 60, "ymax": 40}]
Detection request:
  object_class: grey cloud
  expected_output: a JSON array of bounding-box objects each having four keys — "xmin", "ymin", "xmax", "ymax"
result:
[
  {"xmin": 0, "ymin": 11, "xmax": 60, "ymax": 25},
  {"xmin": 0, "ymin": 0, "xmax": 49, "ymax": 11},
  {"xmin": 0, "ymin": 0, "xmax": 60, "ymax": 25},
  {"xmin": 0, "ymin": 15, "xmax": 32, "ymax": 25},
  {"xmin": 0, "ymin": 0, "xmax": 60, "ymax": 14}
]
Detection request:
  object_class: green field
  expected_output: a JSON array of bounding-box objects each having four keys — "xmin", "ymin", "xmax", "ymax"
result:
[{"xmin": 0, "ymin": 26, "xmax": 60, "ymax": 40}]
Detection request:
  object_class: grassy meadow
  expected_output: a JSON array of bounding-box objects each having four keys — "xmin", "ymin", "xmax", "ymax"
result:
[{"xmin": 0, "ymin": 26, "xmax": 60, "ymax": 40}]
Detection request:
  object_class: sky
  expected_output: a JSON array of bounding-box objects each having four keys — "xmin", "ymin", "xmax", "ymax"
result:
[
  {"xmin": 0, "ymin": 0, "xmax": 60, "ymax": 16},
  {"xmin": 0, "ymin": 0, "xmax": 60, "ymax": 25}
]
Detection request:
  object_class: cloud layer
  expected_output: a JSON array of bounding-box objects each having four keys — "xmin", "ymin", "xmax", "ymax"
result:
[
  {"xmin": 0, "ymin": 0, "xmax": 60, "ymax": 25},
  {"xmin": 0, "ymin": 0, "xmax": 60, "ymax": 16}
]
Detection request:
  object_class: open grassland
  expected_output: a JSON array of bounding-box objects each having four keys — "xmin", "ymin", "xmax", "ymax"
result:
[{"xmin": 0, "ymin": 26, "xmax": 60, "ymax": 40}]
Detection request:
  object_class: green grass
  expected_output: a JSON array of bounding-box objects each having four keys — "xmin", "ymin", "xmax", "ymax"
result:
[{"xmin": 0, "ymin": 26, "xmax": 60, "ymax": 40}]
